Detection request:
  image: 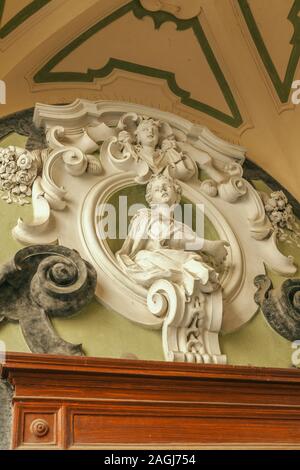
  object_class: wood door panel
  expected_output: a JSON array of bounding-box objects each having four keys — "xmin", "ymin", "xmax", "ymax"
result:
[
  {"xmin": 1, "ymin": 353, "xmax": 300, "ymax": 449},
  {"xmin": 70, "ymin": 411, "xmax": 300, "ymax": 446}
]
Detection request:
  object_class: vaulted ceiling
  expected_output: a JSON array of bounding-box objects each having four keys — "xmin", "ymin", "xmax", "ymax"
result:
[{"xmin": 0, "ymin": 0, "xmax": 299, "ymax": 199}]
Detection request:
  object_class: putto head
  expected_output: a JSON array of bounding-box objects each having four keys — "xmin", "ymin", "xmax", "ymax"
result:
[
  {"xmin": 135, "ymin": 117, "xmax": 161, "ymax": 147},
  {"xmin": 145, "ymin": 173, "xmax": 182, "ymax": 206}
]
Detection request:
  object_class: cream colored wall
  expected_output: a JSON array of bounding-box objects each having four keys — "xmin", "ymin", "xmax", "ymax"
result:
[{"xmin": 0, "ymin": 133, "xmax": 298, "ymax": 367}]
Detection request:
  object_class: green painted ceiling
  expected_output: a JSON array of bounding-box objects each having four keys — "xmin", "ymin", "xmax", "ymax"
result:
[
  {"xmin": 0, "ymin": 0, "xmax": 51, "ymax": 38},
  {"xmin": 1, "ymin": 0, "xmax": 300, "ymax": 126}
]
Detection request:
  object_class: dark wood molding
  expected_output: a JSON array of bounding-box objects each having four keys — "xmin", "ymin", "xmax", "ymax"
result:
[{"xmin": 1, "ymin": 352, "xmax": 300, "ymax": 449}]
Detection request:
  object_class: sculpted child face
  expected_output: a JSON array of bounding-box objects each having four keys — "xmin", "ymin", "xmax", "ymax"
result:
[
  {"xmin": 136, "ymin": 120, "xmax": 159, "ymax": 148},
  {"xmin": 148, "ymin": 177, "xmax": 179, "ymax": 206}
]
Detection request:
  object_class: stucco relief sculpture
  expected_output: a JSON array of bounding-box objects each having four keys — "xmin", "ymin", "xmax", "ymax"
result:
[
  {"xmin": 109, "ymin": 114, "xmax": 196, "ymax": 182},
  {"xmin": 107, "ymin": 113, "xmax": 248, "ymax": 204},
  {"xmin": 260, "ymin": 190, "xmax": 300, "ymax": 248},
  {"xmin": 117, "ymin": 174, "xmax": 227, "ymax": 291},
  {"xmin": 0, "ymin": 146, "xmax": 41, "ymax": 205},
  {"xmin": 0, "ymin": 99, "xmax": 297, "ymax": 363},
  {"xmin": 116, "ymin": 173, "xmax": 228, "ymax": 362},
  {"xmin": 0, "ymin": 245, "xmax": 97, "ymax": 355}
]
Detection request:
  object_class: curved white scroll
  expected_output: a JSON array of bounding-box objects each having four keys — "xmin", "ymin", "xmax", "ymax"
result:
[
  {"xmin": 12, "ymin": 177, "xmax": 58, "ymax": 246},
  {"xmin": 79, "ymin": 172, "xmax": 162, "ymax": 328}
]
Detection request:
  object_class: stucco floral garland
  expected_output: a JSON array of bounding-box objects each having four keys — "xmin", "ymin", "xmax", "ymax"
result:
[
  {"xmin": 0, "ymin": 146, "xmax": 39, "ymax": 205},
  {"xmin": 261, "ymin": 190, "xmax": 300, "ymax": 248}
]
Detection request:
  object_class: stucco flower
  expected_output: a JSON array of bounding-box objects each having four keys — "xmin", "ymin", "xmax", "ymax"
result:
[
  {"xmin": 11, "ymin": 186, "xmax": 21, "ymax": 195},
  {"xmin": 5, "ymin": 161, "xmax": 17, "ymax": 174},
  {"xmin": 0, "ymin": 146, "xmax": 38, "ymax": 206},
  {"xmin": 270, "ymin": 190, "xmax": 287, "ymax": 204},
  {"xmin": 19, "ymin": 184, "xmax": 29, "ymax": 194},
  {"xmin": 264, "ymin": 199, "xmax": 277, "ymax": 212},
  {"xmin": 2, "ymin": 155, "xmax": 12, "ymax": 164},
  {"xmin": 277, "ymin": 199, "xmax": 286, "ymax": 209},
  {"xmin": 0, "ymin": 179, "xmax": 14, "ymax": 191},
  {"xmin": 285, "ymin": 204, "xmax": 294, "ymax": 216},
  {"xmin": 269, "ymin": 210, "xmax": 283, "ymax": 224},
  {"xmin": 17, "ymin": 153, "xmax": 33, "ymax": 170},
  {"xmin": 16, "ymin": 170, "xmax": 35, "ymax": 185}
]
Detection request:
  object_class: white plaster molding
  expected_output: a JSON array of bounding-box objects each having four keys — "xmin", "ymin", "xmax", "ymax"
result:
[
  {"xmin": 12, "ymin": 177, "xmax": 58, "ymax": 246},
  {"xmin": 7, "ymin": 99, "xmax": 296, "ymax": 342},
  {"xmin": 80, "ymin": 172, "xmax": 164, "ymax": 329},
  {"xmin": 33, "ymin": 99, "xmax": 246, "ymax": 164},
  {"xmin": 148, "ymin": 280, "xmax": 226, "ymax": 363}
]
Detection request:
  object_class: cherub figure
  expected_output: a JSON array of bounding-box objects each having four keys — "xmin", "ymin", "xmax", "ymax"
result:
[
  {"xmin": 116, "ymin": 174, "xmax": 229, "ymax": 296},
  {"xmin": 116, "ymin": 116, "xmax": 196, "ymax": 182}
]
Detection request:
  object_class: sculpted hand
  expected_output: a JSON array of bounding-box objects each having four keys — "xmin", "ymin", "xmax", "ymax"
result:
[
  {"xmin": 161, "ymin": 137, "xmax": 177, "ymax": 152},
  {"xmin": 203, "ymin": 240, "xmax": 230, "ymax": 265},
  {"xmin": 211, "ymin": 240, "xmax": 230, "ymax": 264}
]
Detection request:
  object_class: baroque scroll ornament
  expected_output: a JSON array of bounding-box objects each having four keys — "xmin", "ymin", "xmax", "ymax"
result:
[
  {"xmin": 1, "ymin": 99, "xmax": 297, "ymax": 363},
  {"xmin": 254, "ymin": 275, "xmax": 300, "ymax": 341},
  {"xmin": 0, "ymin": 245, "xmax": 97, "ymax": 355}
]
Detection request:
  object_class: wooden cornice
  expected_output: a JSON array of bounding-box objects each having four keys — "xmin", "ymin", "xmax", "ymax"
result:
[
  {"xmin": 2, "ymin": 352, "xmax": 300, "ymax": 449},
  {"xmin": 2, "ymin": 351, "xmax": 300, "ymax": 383}
]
